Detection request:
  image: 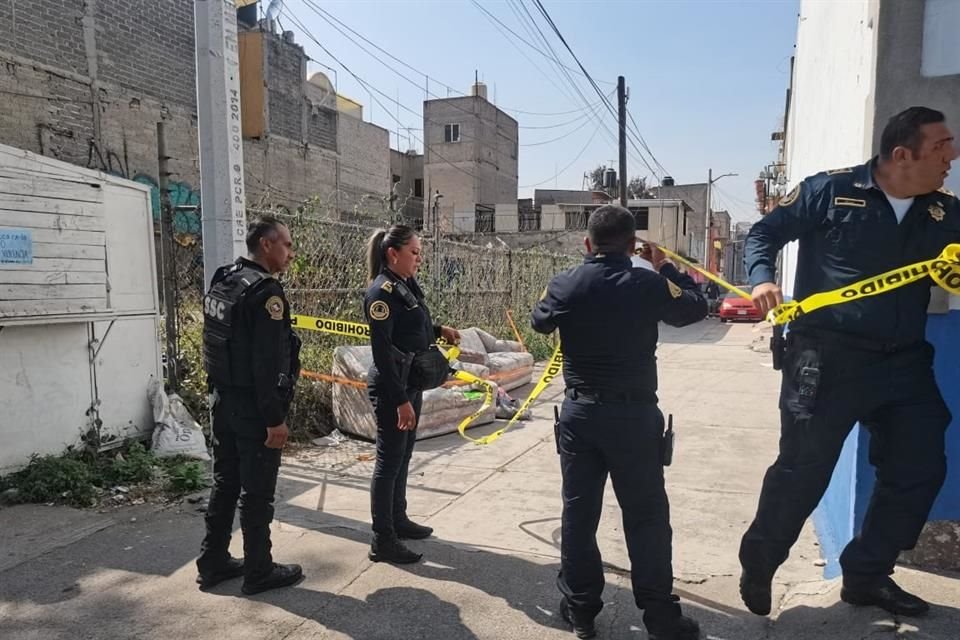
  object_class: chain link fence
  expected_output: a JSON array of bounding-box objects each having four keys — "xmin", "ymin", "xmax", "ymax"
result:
[{"xmin": 158, "ymin": 197, "xmax": 578, "ymax": 439}]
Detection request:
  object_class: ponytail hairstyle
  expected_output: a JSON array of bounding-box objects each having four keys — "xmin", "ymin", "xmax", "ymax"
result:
[{"xmin": 366, "ymin": 224, "xmax": 417, "ymax": 283}]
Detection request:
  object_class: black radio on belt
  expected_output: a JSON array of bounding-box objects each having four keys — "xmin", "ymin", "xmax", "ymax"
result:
[
  {"xmin": 770, "ymin": 325, "xmax": 785, "ymax": 371},
  {"xmin": 796, "ymin": 366, "xmax": 821, "ymax": 415}
]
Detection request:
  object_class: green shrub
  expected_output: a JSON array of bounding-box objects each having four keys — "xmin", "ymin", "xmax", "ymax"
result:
[{"xmin": 4, "ymin": 452, "xmax": 99, "ymax": 508}]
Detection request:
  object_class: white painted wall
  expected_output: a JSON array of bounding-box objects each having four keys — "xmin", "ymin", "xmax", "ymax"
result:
[
  {"xmin": 0, "ymin": 146, "xmax": 161, "ymax": 472},
  {"xmin": 780, "ymin": 0, "xmax": 879, "ymax": 296}
]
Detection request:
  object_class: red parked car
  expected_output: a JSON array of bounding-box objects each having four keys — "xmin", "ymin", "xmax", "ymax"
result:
[{"xmin": 718, "ymin": 292, "xmax": 763, "ymax": 322}]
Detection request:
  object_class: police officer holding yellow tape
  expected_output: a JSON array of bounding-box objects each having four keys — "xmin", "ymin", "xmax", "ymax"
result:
[
  {"xmin": 740, "ymin": 107, "xmax": 960, "ymax": 617},
  {"xmin": 532, "ymin": 206, "xmax": 707, "ymax": 640},
  {"xmin": 197, "ymin": 216, "xmax": 303, "ymax": 595}
]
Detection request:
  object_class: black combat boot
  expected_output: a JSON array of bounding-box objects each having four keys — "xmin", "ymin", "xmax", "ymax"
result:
[
  {"xmin": 739, "ymin": 567, "xmax": 774, "ymax": 616},
  {"xmin": 841, "ymin": 576, "xmax": 930, "ymax": 617},
  {"xmin": 369, "ymin": 535, "xmax": 423, "ymax": 564},
  {"xmin": 196, "ymin": 555, "xmax": 244, "ymax": 590},
  {"xmin": 559, "ymin": 597, "xmax": 597, "ymax": 639},
  {"xmin": 644, "ymin": 599, "xmax": 701, "ymax": 640},
  {"xmin": 241, "ymin": 563, "xmax": 304, "ymax": 595},
  {"xmin": 395, "ymin": 518, "xmax": 434, "ymax": 540}
]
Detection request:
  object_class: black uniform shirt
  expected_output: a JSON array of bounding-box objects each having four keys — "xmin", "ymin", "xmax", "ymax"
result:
[
  {"xmin": 531, "ymin": 253, "xmax": 707, "ymax": 398},
  {"xmin": 232, "ymin": 257, "xmax": 300, "ymax": 427},
  {"xmin": 364, "ymin": 270, "xmax": 441, "ymax": 405},
  {"xmin": 745, "ymin": 159, "xmax": 960, "ymax": 344}
]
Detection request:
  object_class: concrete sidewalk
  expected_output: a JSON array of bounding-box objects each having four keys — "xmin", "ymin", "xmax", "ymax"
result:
[{"xmin": 1, "ymin": 321, "xmax": 957, "ymax": 639}]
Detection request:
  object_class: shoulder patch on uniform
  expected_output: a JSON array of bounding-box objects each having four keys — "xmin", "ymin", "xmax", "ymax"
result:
[
  {"xmin": 369, "ymin": 300, "xmax": 390, "ymax": 321},
  {"xmin": 667, "ymin": 280, "xmax": 683, "ymax": 299},
  {"xmin": 265, "ymin": 295, "xmax": 284, "ymax": 321},
  {"xmin": 826, "ymin": 167, "xmax": 854, "ymax": 175},
  {"xmin": 779, "ymin": 183, "xmax": 801, "ymax": 207},
  {"xmin": 937, "ymin": 186, "xmax": 955, "ymax": 197},
  {"xmin": 834, "ymin": 196, "xmax": 866, "ymax": 208},
  {"xmin": 380, "ymin": 281, "xmax": 394, "ymax": 293}
]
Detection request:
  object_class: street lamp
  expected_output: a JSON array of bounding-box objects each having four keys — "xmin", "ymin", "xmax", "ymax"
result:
[{"xmin": 704, "ymin": 169, "xmax": 737, "ymax": 272}]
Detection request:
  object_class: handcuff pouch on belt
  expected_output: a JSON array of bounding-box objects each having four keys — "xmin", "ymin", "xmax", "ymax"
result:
[{"xmin": 770, "ymin": 324, "xmax": 785, "ymax": 371}]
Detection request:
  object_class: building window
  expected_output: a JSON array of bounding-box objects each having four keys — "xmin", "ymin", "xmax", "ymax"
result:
[
  {"xmin": 475, "ymin": 205, "xmax": 495, "ymax": 233},
  {"xmin": 444, "ymin": 124, "xmax": 461, "ymax": 143},
  {"xmin": 629, "ymin": 207, "xmax": 649, "ymax": 231},
  {"xmin": 414, "ymin": 179, "xmax": 423, "ymax": 198},
  {"xmin": 922, "ymin": 0, "xmax": 960, "ymax": 77},
  {"xmin": 683, "ymin": 212, "xmax": 688, "ymax": 236},
  {"xmin": 519, "ymin": 208, "xmax": 541, "ymax": 232}
]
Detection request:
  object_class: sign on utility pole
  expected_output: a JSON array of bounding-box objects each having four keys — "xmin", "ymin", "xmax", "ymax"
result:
[{"xmin": 195, "ymin": 0, "xmax": 247, "ymax": 290}]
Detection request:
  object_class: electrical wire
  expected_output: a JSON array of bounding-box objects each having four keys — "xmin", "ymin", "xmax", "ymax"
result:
[
  {"xmin": 281, "ymin": 7, "xmax": 483, "ymax": 181},
  {"xmin": 305, "ymin": 0, "xmax": 609, "ymax": 117}
]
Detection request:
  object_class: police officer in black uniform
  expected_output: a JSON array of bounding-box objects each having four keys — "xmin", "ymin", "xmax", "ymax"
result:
[
  {"xmin": 532, "ymin": 205, "xmax": 708, "ymax": 640},
  {"xmin": 364, "ymin": 224, "xmax": 460, "ymax": 564},
  {"xmin": 740, "ymin": 107, "xmax": 960, "ymax": 618},
  {"xmin": 196, "ymin": 216, "xmax": 304, "ymax": 595}
]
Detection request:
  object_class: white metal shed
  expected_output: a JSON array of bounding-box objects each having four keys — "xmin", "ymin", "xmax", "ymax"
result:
[{"xmin": 0, "ymin": 144, "xmax": 162, "ymax": 472}]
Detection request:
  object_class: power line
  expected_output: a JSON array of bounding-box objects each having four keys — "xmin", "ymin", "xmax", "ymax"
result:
[
  {"xmin": 511, "ymin": 0, "xmax": 659, "ymax": 182},
  {"xmin": 304, "ymin": 0, "xmax": 607, "ymax": 117},
  {"xmin": 627, "ymin": 108, "xmax": 670, "ymax": 177},
  {"xmin": 280, "ymin": 8, "xmax": 482, "ymax": 182},
  {"xmin": 468, "ymin": 0, "xmax": 615, "ymax": 86},
  {"xmin": 530, "ymin": 0, "xmax": 667, "ymax": 181},
  {"xmin": 292, "ymin": 3, "xmax": 570, "ymax": 163},
  {"xmin": 521, "ymin": 102, "xmax": 604, "ymax": 147},
  {"xmin": 520, "ymin": 118, "xmax": 605, "ymax": 188}
]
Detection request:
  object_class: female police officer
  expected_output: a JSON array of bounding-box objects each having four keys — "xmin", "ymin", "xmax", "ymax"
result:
[{"xmin": 363, "ymin": 224, "xmax": 460, "ymax": 564}]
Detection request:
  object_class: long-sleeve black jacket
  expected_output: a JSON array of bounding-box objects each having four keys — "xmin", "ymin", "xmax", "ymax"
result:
[
  {"xmin": 531, "ymin": 253, "xmax": 707, "ymax": 398},
  {"xmin": 363, "ymin": 270, "xmax": 441, "ymax": 406},
  {"xmin": 745, "ymin": 158, "xmax": 960, "ymax": 343}
]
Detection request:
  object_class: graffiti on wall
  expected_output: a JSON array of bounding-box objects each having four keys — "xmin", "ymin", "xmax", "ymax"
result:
[
  {"xmin": 132, "ymin": 174, "xmax": 201, "ymax": 235},
  {"xmin": 86, "ymin": 139, "xmax": 130, "ymax": 179}
]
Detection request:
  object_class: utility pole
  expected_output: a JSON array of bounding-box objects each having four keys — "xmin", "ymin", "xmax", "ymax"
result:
[
  {"xmin": 617, "ymin": 76, "xmax": 627, "ymax": 206},
  {"xmin": 195, "ymin": 0, "xmax": 247, "ymax": 291},
  {"xmin": 704, "ymin": 168, "xmax": 712, "ymax": 270},
  {"xmin": 157, "ymin": 122, "xmax": 179, "ymax": 391},
  {"xmin": 432, "ymin": 190, "xmax": 442, "ymax": 293},
  {"xmin": 704, "ymin": 169, "xmax": 738, "ymax": 272}
]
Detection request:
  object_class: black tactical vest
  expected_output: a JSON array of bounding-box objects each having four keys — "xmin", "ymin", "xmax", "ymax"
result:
[{"xmin": 202, "ymin": 262, "xmax": 270, "ymax": 388}]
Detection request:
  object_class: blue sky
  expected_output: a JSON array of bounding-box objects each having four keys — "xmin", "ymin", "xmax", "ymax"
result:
[{"xmin": 280, "ymin": 0, "xmax": 800, "ymax": 222}]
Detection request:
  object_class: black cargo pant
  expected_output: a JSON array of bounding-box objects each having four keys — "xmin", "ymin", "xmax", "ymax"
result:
[
  {"xmin": 368, "ymin": 384, "xmax": 424, "ymax": 538},
  {"xmin": 740, "ymin": 335, "xmax": 950, "ymax": 584},
  {"xmin": 198, "ymin": 389, "xmax": 282, "ymax": 582},
  {"xmin": 556, "ymin": 394, "xmax": 678, "ymax": 625}
]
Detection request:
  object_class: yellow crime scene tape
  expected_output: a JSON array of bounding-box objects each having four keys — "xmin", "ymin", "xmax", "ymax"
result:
[
  {"xmin": 768, "ymin": 243, "xmax": 960, "ymax": 324},
  {"xmin": 503, "ymin": 344, "xmax": 564, "ymax": 431},
  {"xmin": 290, "ymin": 314, "xmax": 504, "ymax": 443},
  {"xmin": 503, "ymin": 242, "xmax": 960, "ymax": 434}
]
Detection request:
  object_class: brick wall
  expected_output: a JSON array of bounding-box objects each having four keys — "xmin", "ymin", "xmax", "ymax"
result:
[
  {"xmin": 0, "ymin": 0, "xmax": 381, "ymax": 216},
  {"xmin": 266, "ymin": 35, "xmax": 304, "ymax": 143},
  {"xmin": 96, "ymin": 0, "xmax": 197, "ymax": 107},
  {"xmin": 338, "ymin": 114, "xmax": 390, "ymax": 199},
  {"xmin": 3, "ymin": 0, "xmax": 88, "ymax": 75}
]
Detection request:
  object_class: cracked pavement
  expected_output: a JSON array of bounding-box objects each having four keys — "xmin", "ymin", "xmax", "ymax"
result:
[{"xmin": 1, "ymin": 321, "xmax": 958, "ymax": 639}]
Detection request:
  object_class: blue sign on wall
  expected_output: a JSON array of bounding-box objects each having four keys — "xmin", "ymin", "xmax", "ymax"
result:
[{"xmin": 0, "ymin": 228, "xmax": 32, "ymax": 265}]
